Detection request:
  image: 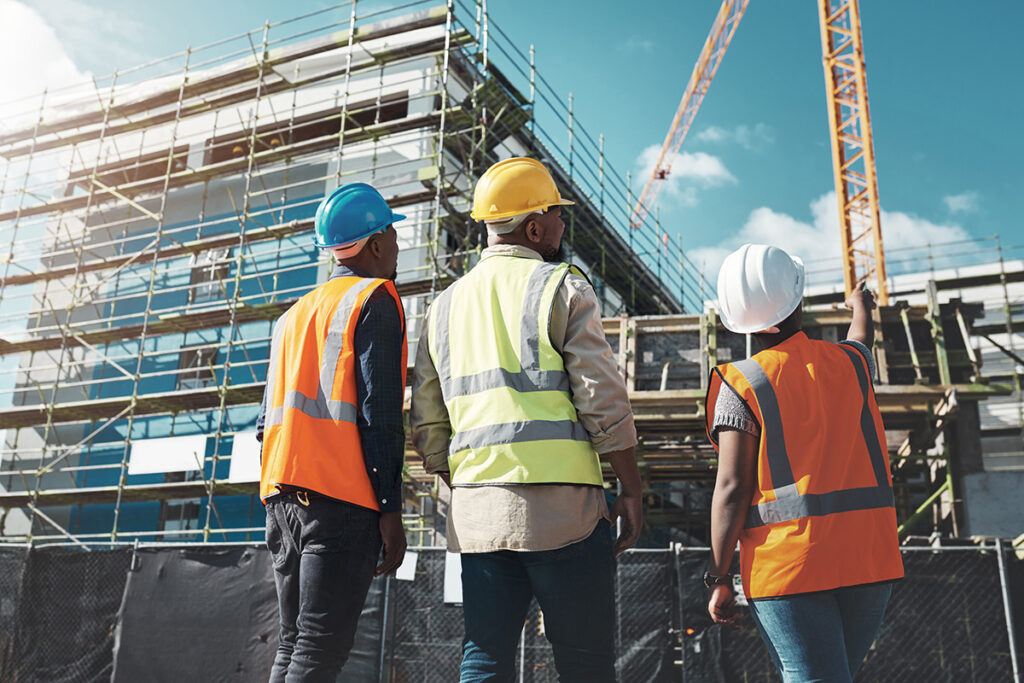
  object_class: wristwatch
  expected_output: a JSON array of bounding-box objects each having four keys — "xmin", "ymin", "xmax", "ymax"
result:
[{"xmin": 703, "ymin": 571, "xmax": 733, "ymax": 588}]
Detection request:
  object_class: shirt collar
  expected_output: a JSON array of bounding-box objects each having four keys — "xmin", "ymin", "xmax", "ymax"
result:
[
  {"xmin": 480, "ymin": 244, "xmax": 543, "ymax": 261},
  {"xmin": 330, "ymin": 263, "xmax": 372, "ymax": 280}
]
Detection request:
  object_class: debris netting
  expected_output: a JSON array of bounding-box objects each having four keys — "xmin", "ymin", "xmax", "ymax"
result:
[
  {"xmin": 0, "ymin": 543, "xmax": 1019, "ymax": 681},
  {"xmin": 0, "ymin": 547, "xmax": 27, "ymax": 682},
  {"xmin": 13, "ymin": 547, "xmax": 131, "ymax": 683}
]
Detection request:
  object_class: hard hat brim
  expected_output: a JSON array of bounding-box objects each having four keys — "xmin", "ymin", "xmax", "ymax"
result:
[
  {"xmin": 313, "ymin": 211, "xmax": 406, "ymax": 249},
  {"xmin": 470, "ymin": 198, "xmax": 574, "ymax": 221}
]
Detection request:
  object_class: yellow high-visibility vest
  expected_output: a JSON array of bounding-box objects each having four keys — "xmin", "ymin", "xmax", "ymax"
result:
[{"xmin": 428, "ymin": 253, "xmax": 603, "ymax": 487}]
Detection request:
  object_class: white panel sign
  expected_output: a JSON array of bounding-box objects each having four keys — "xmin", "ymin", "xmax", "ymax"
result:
[
  {"xmin": 395, "ymin": 550, "xmax": 419, "ymax": 582},
  {"xmin": 128, "ymin": 435, "xmax": 207, "ymax": 475},
  {"xmin": 228, "ymin": 431, "xmax": 263, "ymax": 483},
  {"xmin": 443, "ymin": 551, "xmax": 463, "ymax": 604}
]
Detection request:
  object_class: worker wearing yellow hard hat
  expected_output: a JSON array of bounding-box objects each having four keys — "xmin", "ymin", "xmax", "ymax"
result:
[{"xmin": 411, "ymin": 157, "xmax": 643, "ymax": 682}]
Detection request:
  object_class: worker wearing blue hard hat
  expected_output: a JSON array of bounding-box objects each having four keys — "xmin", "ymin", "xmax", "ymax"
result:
[{"xmin": 258, "ymin": 182, "xmax": 409, "ymax": 680}]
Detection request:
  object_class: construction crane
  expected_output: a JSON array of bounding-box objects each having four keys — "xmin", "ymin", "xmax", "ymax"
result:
[
  {"xmin": 633, "ymin": 0, "xmax": 889, "ymax": 304},
  {"xmin": 629, "ymin": 0, "xmax": 748, "ymax": 230},
  {"xmin": 818, "ymin": 0, "xmax": 889, "ymax": 304}
]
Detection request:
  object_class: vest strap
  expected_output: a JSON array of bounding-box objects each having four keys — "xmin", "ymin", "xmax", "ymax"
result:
[
  {"xmin": 746, "ymin": 483, "xmax": 895, "ymax": 528},
  {"xmin": 264, "ymin": 277, "xmax": 377, "ymax": 427},
  {"xmin": 731, "ymin": 357, "xmax": 796, "ymax": 491}
]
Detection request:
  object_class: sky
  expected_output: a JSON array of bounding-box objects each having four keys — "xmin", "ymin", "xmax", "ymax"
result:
[{"xmin": 2, "ymin": 0, "xmax": 1021, "ymax": 283}]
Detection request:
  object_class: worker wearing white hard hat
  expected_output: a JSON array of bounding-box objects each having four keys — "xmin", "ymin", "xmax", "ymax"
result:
[{"xmin": 704, "ymin": 243, "xmax": 903, "ymax": 682}]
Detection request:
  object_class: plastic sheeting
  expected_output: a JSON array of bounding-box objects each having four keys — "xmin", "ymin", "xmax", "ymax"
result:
[{"xmin": 112, "ymin": 546, "xmax": 277, "ymax": 681}]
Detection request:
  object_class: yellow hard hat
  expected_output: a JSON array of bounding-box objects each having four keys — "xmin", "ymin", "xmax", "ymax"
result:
[{"xmin": 470, "ymin": 157, "xmax": 574, "ymax": 221}]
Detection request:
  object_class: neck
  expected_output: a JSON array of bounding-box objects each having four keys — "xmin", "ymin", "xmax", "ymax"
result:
[{"xmin": 754, "ymin": 327, "xmax": 802, "ymax": 351}]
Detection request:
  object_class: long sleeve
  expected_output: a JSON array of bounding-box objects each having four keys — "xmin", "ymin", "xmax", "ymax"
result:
[
  {"xmin": 552, "ymin": 275, "xmax": 638, "ymax": 455},
  {"xmin": 354, "ymin": 287, "xmax": 407, "ymax": 512},
  {"xmin": 410, "ymin": 305, "xmax": 453, "ymax": 474}
]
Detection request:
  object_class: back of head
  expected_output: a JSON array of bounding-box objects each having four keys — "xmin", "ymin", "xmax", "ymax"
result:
[{"xmin": 716, "ymin": 243, "xmax": 805, "ymax": 334}]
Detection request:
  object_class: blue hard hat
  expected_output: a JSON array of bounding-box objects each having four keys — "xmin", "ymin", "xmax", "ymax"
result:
[{"xmin": 313, "ymin": 182, "xmax": 406, "ymax": 249}]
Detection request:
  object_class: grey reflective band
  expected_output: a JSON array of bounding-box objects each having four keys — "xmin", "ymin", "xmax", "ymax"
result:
[
  {"xmin": 434, "ymin": 261, "xmax": 572, "ymax": 399},
  {"xmin": 738, "ymin": 348, "xmax": 895, "ymax": 529},
  {"xmin": 449, "ymin": 419, "xmax": 590, "ymax": 453},
  {"xmin": 266, "ymin": 391, "xmax": 358, "ymax": 426},
  {"xmin": 431, "ymin": 286, "xmax": 454, "ymax": 388},
  {"xmin": 837, "ymin": 345, "xmax": 890, "ymax": 488},
  {"xmin": 263, "ymin": 315, "xmax": 287, "ymax": 424},
  {"xmin": 746, "ymin": 484, "xmax": 894, "ymax": 528},
  {"xmin": 264, "ymin": 278, "xmax": 378, "ymax": 428},
  {"xmin": 444, "ymin": 367, "xmax": 569, "ymax": 397},
  {"xmin": 519, "ymin": 262, "xmax": 565, "ymax": 370},
  {"xmin": 732, "ymin": 358, "xmax": 796, "ymax": 491}
]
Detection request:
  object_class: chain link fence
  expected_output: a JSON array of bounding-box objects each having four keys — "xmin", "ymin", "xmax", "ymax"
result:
[{"xmin": 0, "ymin": 542, "xmax": 1020, "ymax": 681}]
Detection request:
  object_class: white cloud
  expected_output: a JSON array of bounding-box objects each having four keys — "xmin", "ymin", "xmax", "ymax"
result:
[
  {"xmin": 691, "ymin": 192, "xmax": 975, "ymax": 287},
  {"xmin": 619, "ymin": 37, "xmax": 654, "ymax": 53},
  {"xmin": 943, "ymin": 191, "xmax": 980, "ymax": 214},
  {"xmin": 28, "ymin": 0, "xmax": 149, "ymax": 71},
  {"xmin": 633, "ymin": 144, "xmax": 736, "ymax": 209},
  {"xmin": 0, "ymin": 0, "xmax": 91, "ymax": 131},
  {"xmin": 696, "ymin": 123, "xmax": 775, "ymax": 151}
]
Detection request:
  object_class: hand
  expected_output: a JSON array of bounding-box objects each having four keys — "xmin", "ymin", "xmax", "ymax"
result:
[
  {"xmin": 609, "ymin": 493, "xmax": 643, "ymax": 556},
  {"xmin": 844, "ymin": 284, "xmax": 876, "ymax": 312},
  {"xmin": 707, "ymin": 584, "xmax": 737, "ymax": 625},
  {"xmin": 375, "ymin": 511, "xmax": 407, "ymax": 577}
]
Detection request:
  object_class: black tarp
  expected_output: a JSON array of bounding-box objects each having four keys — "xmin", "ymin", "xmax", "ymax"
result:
[
  {"xmin": 13, "ymin": 547, "xmax": 132, "ymax": 683},
  {"xmin": 112, "ymin": 546, "xmax": 278, "ymax": 682},
  {"xmin": 0, "ymin": 547, "xmax": 28, "ymax": 682},
  {"xmin": 110, "ymin": 546, "xmax": 384, "ymax": 682}
]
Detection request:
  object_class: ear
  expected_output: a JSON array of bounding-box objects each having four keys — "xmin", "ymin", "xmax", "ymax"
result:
[
  {"xmin": 523, "ymin": 216, "xmax": 542, "ymax": 244},
  {"xmin": 367, "ymin": 234, "xmax": 384, "ymax": 258}
]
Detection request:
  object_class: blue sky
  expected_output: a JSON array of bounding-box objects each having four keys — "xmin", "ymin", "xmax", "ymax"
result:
[{"xmin": 4, "ymin": 0, "xmax": 1021, "ymax": 281}]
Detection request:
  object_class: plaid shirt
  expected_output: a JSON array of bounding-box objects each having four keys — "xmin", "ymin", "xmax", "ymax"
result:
[{"xmin": 258, "ymin": 264, "xmax": 405, "ymax": 512}]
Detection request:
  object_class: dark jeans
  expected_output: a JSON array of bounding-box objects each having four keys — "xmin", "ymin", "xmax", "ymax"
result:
[
  {"xmin": 748, "ymin": 582, "xmax": 893, "ymax": 683},
  {"xmin": 460, "ymin": 519, "xmax": 616, "ymax": 682},
  {"xmin": 265, "ymin": 491, "xmax": 381, "ymax": 683}
]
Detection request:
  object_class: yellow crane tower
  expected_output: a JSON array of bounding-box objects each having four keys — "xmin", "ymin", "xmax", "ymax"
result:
[{"xmin": 633, "ymin": 0, "xmax": 889, "ymax": 304}]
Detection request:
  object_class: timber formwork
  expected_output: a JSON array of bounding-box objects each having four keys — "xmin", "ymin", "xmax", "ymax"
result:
[{"xmin": 0, "ymin": 1, "xmax": 706, "ymax": 547}]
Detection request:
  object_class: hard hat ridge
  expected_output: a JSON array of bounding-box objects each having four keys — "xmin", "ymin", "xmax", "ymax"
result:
[
  {"xmin": 471, "ymin": 157, "xmax": 574, "ymax": 221},
  {"xmin": 716, "ymin": 243, "xmax": 805, "ymax": 334},
  {"xmin": 313, "ymin": 182, "xmax": 406, "ymax": 250}
]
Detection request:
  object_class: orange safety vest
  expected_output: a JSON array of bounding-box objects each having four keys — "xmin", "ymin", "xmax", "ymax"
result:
[
  {"xmin": 260, "ymin": 276, "xmax": 407, "ymax": 510},
  {"xmin": 705, "ymin": 331, "xmax": 903, "ymax": 599}
]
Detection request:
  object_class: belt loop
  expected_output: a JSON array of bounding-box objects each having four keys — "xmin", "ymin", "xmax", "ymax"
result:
[{"xmin": 296, "ymin": 491, "xmax": 310, "ymax": 507}]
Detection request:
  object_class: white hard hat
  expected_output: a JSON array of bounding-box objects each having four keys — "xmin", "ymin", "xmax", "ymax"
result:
[{"xmin": 716, "ymin": 243, "xmax": 805, "ymax": 334}]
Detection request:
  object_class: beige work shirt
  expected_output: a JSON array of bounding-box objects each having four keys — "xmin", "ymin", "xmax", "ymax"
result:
[{"xmin": 410, "ymin": 245, "xmax": 638, "ymax": 553}]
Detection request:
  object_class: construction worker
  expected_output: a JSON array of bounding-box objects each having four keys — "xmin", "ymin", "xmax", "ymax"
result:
[
  {"xmin": 704, "ymin": 244, "xmax": 903, "ymax": 682},
  {"xmin": 411, "ymin": 157, "xmax": 643, "ymax": 683},
  {"xmin": 257, "ymin": 182, "xmax": 408, "ymax": 682}
]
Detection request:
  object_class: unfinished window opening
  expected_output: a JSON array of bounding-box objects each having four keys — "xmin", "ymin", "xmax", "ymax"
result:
[
  {"xmin": 176, "ymin": 345, "xmax": 217, "ymax": 391},
  {"xmin": 203, "ymin": 91, "xmax": 410, "ymax": 165},
  {"xmin": 65, "ymin": 145, "xmax": 189, "ymax": 196},
  {"xmin": 189, "ymin": 248, "xmax": 230, "ymax": 304}
]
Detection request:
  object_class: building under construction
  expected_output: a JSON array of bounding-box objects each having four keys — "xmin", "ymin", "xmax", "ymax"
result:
[{"xmin": 0, "ymin": 1, "xmax": 1022, "ymax": 680}]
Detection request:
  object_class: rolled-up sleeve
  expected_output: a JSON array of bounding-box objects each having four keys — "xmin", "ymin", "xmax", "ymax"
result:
[
  {"xmin": 410, "ymin": 305, "xmax": 453, "ymax": 474},
  {"xmin": 554, "ymin": 275, "xmax": 638, "ymax": 454}
]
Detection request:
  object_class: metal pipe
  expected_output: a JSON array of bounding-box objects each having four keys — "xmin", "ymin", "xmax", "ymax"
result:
[{"xmin": 996, "ymin": 538, "xmax": 1021, "ymax": 683}]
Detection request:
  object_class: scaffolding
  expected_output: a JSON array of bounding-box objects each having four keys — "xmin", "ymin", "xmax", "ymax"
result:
[{"xmin": 0, "ymin": 1, "xmax": 712, "ymax": 547}]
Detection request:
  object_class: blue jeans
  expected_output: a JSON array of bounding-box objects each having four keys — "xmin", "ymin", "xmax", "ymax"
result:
[
  {"xmin": 748, "ymin": 582, "xmax": 893, "ymax": 683},
  {"xmin": 265, "ymin": 491, "xmax": 382, "ymax": 683},
  {"xmin": 460, "ymin": 519, "xmax": 616, "ymax": 682}
]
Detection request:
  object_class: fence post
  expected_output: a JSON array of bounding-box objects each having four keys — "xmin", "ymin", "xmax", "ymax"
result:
[
  {"xmin": 675, "ymin": 543, "xmax": 686, "ymax": 683},
  {"xmin": 996, "ymin": 538, "xmax": 1021, "ymax": 683},
  {"xmin": 378, "ymin": 576, "xmax": 391, "ymax": 683}
]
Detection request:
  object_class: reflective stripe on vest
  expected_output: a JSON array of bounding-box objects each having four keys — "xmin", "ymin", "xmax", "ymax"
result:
[
  {"xmin": 430, "ymin": 261, "xmax": 571, "ymax": 398},
  {"xmin": 263, "ymin": 277, "xmax": 376, "ymax": 429},
  {"xmin": 731, "ymin": 350, "xmax": 894, "ymax": 529},
  {"xmin": 428, "ymin": 256, "xmax": 601, "ymax": 486},
  {"xmin": 260, "ymin": 276, "xmax": 407, "ymax": 508}
]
